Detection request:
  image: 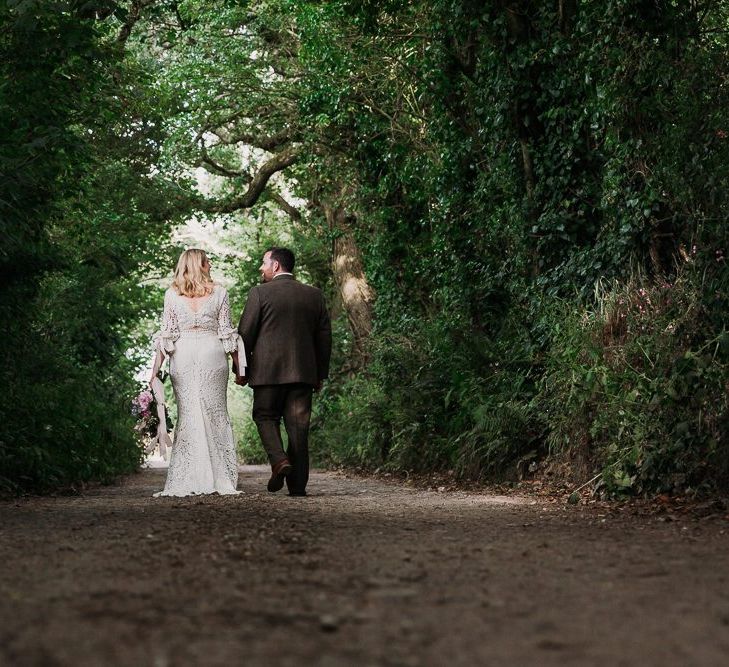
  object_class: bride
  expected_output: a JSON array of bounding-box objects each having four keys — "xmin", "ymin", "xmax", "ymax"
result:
[{"xmin": 150, "ymin": 249, "xmax": 245, "ymax": 497}]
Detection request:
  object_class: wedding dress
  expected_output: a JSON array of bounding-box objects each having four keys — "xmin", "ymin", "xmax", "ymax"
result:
[{"xmin": 151, "ymin": 285, "xmax": 245, "ymax": 497}]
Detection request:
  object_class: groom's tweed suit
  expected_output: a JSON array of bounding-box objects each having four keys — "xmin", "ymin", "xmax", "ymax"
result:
[{"xmin": 238, "ymin": 274, "xmax": 331, "ymax": 493}]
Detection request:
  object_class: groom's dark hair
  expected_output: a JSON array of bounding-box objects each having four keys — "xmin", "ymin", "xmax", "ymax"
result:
[{"xmin": 267, "ymin": 246, "xmax": 295, "ymax": 272}]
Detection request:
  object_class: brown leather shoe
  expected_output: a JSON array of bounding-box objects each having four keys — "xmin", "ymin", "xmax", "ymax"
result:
[{"xmin": 267, "ymin": 458, "xmax": 292, "ymax": 492}]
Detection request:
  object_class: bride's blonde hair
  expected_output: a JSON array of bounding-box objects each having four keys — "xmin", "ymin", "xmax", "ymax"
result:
[{"xmin": 172, "ymin": 249, "xmax": 215, "ymax": 297}]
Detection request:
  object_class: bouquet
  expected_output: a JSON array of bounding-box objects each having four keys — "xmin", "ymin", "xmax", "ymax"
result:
[
  {"xmin": 131, "ymin": 374, "xmax": 173, "ymax": 455},
  {"xmin": 131, "ymin": 389, "xmax": 160, "ymax": 440}
]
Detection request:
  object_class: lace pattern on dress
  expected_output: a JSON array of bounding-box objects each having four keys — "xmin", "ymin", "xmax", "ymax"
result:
[
  {"xmin": 152, "ymin": 285, "xmax": 241, "ymax": 497},
  {"xmin": 216, "ymin": 290, "xmax": 246, "ymax": 367},
  {"xmin": 153, "ymin": 289, "xmax": 181, "ymax": 354}
]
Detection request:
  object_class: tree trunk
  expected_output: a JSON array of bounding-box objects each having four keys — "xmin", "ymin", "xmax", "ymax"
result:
[
  {"xmin": 503, "ymin": 3, "xmax": 540, "ymax": 274},
  {"xmin": 323, "ymin": 199, "xmax": 375, "ymax": 368},
  {"xmin": 558, "ymin": 0, "xmax": 576, "ymax": 36}
]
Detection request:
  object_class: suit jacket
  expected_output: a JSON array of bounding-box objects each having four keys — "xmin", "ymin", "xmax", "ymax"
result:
[{"xmin": 237, "ymin": 274, "xmax": 332, "ymax": 386}]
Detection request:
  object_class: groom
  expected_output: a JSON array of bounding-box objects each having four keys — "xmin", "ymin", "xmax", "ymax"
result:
[{"xmin": 235, "ymin": 247, "xmax": 332, "ymax": 496}]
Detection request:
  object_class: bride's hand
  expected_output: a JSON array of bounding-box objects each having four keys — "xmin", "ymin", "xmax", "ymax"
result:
[{"xmin": 234, "ymin": 374, "xmax": 248, "ymax": 387}]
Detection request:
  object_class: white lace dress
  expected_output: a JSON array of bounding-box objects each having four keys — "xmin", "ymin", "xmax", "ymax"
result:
[{"xmin": 152, "ymin": 286, "xmax": 246, "ymax": 497}]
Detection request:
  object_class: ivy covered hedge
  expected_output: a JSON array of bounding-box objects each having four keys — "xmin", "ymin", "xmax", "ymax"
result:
[
  {"xmin": 307, "ymin": 0, "xmax": 729, "ymax": 495},
  {"xmin": 0, "ymin": 3, "xmax": 180, "ymax": 494}
]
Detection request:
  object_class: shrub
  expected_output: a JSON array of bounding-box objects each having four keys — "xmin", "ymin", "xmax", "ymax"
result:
[{"xmin": 540, "ymin": 261, "xmax": 729, "ymax": 495}]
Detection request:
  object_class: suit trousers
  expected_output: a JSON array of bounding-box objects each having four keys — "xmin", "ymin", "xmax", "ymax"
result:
[{"xmin": 252, "ymin": 383, "xmax": 313, "ymax": 493}]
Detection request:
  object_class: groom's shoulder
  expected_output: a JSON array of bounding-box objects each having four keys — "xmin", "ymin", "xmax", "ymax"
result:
[
  {"xmin": 285, "ymin": 279, "xmax": 322, "ymax": 297},
  {"xmin": 264, "ymin": 278, "xmax": 322, "ymax": 299}
]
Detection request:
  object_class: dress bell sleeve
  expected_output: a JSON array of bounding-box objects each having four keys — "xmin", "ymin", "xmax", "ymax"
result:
[
  {"xmin": 217, "ymin": 288, "xmax": 247, "ymax": 371},
  {"xmin": 151, "ymin": 290, "xmax": 180, "ymax": 378}
]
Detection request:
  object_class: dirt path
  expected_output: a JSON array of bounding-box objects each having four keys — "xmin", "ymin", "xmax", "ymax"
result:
[{"xmin": 1, "ymin": 467, "xmax": 729, "ymax": 666}]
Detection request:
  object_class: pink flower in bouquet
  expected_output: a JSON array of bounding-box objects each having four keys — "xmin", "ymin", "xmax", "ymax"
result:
[
  {"xmin": 131, "ymin": 382, "xmax": 172, "ymax": 445},
  {"xmin": 138, "ymin": 390, "xmax": 153, "ymax": 410}
]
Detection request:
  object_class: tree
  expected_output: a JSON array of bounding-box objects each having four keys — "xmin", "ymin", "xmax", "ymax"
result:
[{"xmin": 129, "ymin": 1, "xmax": 375, "ymax": 366}]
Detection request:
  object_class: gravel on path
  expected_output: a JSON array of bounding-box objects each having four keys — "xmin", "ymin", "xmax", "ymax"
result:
[{"xmin": 1, "ymin": 466, "xmax": 729, "ymax": 666}]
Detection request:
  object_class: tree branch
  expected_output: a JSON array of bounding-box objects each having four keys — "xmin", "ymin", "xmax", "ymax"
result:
[
  {"xmin": 172, "ymin": 1, "xmax": 190, "ymax": 31},
  {"xmin": 202, "ymin": 148, "xmax": 300, "ymax": 213},
  {"xmin": 117, "ymin": 0, "xmax": 155, "ymax": 46},
  {"xmin": 212, "ymin": 127, "xmax": 295, "ymax": 151},
  {"xmin": 269, "ymin": 191, "xmax": 302, "ymax": 222},
  {"xmin": 197, "ymin": 147, "xmax": 249, "ymax": 178}
]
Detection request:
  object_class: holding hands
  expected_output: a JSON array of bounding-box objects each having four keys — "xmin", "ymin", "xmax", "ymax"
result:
[{"xmin": 231, "ymin": 350, "xmax": 247, "ymax": 386}]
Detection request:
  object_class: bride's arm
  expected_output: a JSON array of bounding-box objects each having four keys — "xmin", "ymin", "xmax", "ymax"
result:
[
  {"xmin": 150, "ymin": 349, "xmax": 165, "ymax": 386},
  {"xmin": 150, "ymin": 290, "xmax": 177, "ymax": 385}
]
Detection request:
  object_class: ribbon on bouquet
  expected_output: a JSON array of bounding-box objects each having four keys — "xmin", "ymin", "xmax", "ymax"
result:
[
  {"xmin": 232, "ymin": 334, "xmax": 247, "ymax": 377},
  {"xmin": 150, "ymin": 375, "xmax": 173, "ymax": 458}
]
